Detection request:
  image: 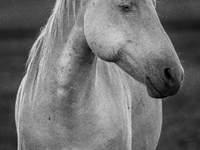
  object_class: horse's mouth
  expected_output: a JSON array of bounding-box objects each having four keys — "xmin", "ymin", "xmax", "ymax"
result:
[{"xmin": 145, "ymin": 77, "xmax": 166, "ymax": 98}]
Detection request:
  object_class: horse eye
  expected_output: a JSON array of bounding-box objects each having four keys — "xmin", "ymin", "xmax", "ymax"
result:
[
  {"xmin": 123, "ymin": 5, "xmax": 130, "ymax": 10},
  {"xmin": 120, "ymin": 4, "xmax": 132, "ymax": 12}
]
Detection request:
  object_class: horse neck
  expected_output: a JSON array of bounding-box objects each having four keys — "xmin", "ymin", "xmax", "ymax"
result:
[
  {"xmin": 37, "ymin": 2, "xmax": 96, "ymax": 91},
  {"xmin": 56, "ymin": 24, "xmax": 96, "ymax": 92}
]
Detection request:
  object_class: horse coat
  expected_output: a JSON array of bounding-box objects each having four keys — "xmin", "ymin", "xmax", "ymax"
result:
[{"xmin": 15, "ymin": 0, "xmax": 184, "ymax": 149}]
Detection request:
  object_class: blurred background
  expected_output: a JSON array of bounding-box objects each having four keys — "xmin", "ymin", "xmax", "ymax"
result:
[{"xmin": 0, "ymin": 0, "xmax": 200, "ymax": 149}]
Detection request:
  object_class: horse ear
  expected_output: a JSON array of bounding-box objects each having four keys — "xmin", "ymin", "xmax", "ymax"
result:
[{"xmin": 153, "ymin": 0, "xmax": 156, "ymax": 7}]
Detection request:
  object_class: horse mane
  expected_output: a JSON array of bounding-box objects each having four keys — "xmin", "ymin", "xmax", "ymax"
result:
[{"xmin": 26, "ymin": 0, "xmax": 83, "ymax": 74}]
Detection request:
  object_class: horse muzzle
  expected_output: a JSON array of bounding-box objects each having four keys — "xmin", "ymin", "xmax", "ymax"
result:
[{"xmin": 145, "ymin": 67, "xmax": 184, "ymax": 98}]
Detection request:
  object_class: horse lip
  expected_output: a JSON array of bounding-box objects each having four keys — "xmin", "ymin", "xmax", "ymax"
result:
[
  {"xmin": 145, "ymin": 77, "xmax": 180, "ymax": 98},
  {"xmin": 145, "ymin": 77, "xmax": 166, "ymax": 98}
]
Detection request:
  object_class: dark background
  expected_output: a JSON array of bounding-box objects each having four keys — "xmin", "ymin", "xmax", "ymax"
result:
[{"xmin": 0, "ymin": 0, "xmax": 200, "ymax": 149}]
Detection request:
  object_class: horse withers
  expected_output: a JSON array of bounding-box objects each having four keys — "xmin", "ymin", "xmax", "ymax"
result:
[{"xmin": 15, "ymin": 0, "xmax": 184, "ymax": 149}]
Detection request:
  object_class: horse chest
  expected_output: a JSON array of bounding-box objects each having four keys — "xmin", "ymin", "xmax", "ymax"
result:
[{"xmin": 22, "ymin": 86, "xmax": 131, "ymax": 150}]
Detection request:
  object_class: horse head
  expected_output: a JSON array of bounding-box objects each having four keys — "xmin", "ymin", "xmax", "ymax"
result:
[{"xmin": 84, "ymin": 0, "xmax": 184, "ymax": 98}]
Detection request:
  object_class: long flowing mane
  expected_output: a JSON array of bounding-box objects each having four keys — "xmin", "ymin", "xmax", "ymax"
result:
[{"xmin": 26, "ymin": 0, "xmax": 83, "ymax": 74}]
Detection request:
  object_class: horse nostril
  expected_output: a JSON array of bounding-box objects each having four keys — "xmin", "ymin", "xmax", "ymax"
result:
[
  {"xmin": 164, "ymin": 68, "xmax": 176, "ymax": 87},
  {"xmin": 164, "ymin": 68, "xmax": 172, "ymax": 81}
]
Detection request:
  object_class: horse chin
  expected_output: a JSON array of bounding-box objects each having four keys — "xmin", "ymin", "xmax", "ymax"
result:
[{"xmin": 145, "ymin": 77, "xmax": 166, "ymax": 99}]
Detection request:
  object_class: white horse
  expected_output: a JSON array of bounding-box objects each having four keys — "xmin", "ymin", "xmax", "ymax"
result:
[{"xmin": 15, "ymin": 0, "xmax": 184, "ymax": 149}]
